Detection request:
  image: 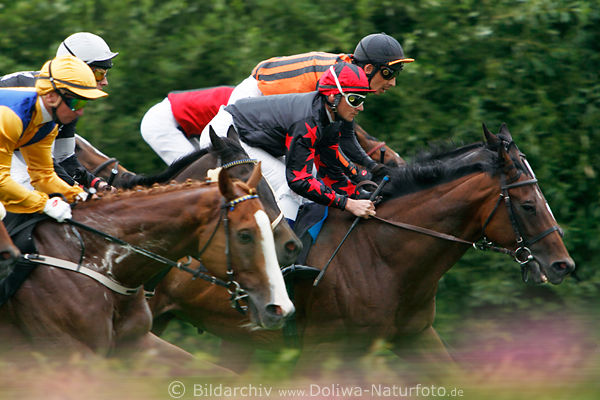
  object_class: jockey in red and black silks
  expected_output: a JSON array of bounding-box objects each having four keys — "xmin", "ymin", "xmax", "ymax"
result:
[{"xmin": 219, "ymin": 63, "xmax": 377, "ymax": 223}]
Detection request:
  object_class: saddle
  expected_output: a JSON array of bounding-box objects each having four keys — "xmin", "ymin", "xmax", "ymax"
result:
[{"xmin": 0, "ymin": 212, "xmax": 47, "ymax": 307}]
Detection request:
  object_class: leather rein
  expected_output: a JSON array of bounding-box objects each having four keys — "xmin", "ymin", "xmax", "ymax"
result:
[{"xmin": 92, "ymin": 157, "xmax": 120, "ymax": 186}]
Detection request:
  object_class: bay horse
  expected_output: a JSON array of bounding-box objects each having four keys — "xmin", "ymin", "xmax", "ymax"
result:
[
  {"xmin": 286, "ymin": 123, "xmax": 574, "ymax": 371},
  {"xmin": 75, "ymin": 124, "xmax": 575, "ymax": 376},
  {"xmin": 155, "ymin": 124, "xmax": 575, "ymax": 373},
  {"xmin": 0, "ymin": 165, "xmax": 293, "ymax": 360}
]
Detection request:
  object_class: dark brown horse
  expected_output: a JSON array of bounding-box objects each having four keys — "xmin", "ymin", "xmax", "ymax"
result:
[
  {"xmin": 0, "ymin": 165, "xmax": 293, "ymax": 360},
  {"xmin": 155, "ymin": 124, "xmax": 575, "ymax": 373},
  {"xmin": 286, "ymin": 124, "xmax": 574, "ymax": 370}
]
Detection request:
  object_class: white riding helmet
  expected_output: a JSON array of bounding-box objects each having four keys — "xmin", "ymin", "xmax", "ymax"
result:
[{"xmin": 56, "ymin": 32, "xmax": 118, "ymax": 68}]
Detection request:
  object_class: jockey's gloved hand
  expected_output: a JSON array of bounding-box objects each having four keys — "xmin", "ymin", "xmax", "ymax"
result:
[
  {"xmin": 74, "ymin": 191, "xmax": 89, "ymax": 202},
  {"xmin": 43, "ymin": 197, "xmax": 72, "ymax": 222},
  {"xmin": 350, "ymin": 166, "xmax": 373, "ymax": 184}
]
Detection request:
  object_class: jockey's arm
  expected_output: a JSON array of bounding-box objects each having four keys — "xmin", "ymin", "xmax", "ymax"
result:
[
  {"xmin": 285, "ymin": 121, "xmax": 347, "ymax": 210},
  {"xmin": 54, "ymin": 122, "xmax": 107, "ymax": 189},
  {"xmin": 20, "ymin": 130, "xmax": 84, "ymax": 202},
  {"xmin": 339, "ymin": 119, "xmax": 377, "ymax": 170}
]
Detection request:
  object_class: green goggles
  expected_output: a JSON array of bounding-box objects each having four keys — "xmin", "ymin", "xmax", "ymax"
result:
[
  {"xmin": 342, "ymin": 92, "xmax": 366, "ymax": 108},
  {"xmin": 92, "ymin": 67, "xmax": 108, "ymax": 82},
  {"xmin": 58, "ymin": 90, "xmax": 88, "ymax": 111}
]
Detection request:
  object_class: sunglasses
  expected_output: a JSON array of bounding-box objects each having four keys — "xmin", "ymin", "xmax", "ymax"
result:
[
  {"xmin": 92, "ymin": 67, "xmax": 108, "ymax": 82},
  {"xmin": 329, "ymin": 65, "xmax": 367, "ymax": 109},
  {"xmin": 57, "ymin": 90, "xmax": 88, "ymax": 111},
  {"xmin": 379, "ymin": 65, "xmax": 402, "ymax": 80},
  {"xmin": 342, "ymin": 93, "xmax": 366, "ymax": 108}
]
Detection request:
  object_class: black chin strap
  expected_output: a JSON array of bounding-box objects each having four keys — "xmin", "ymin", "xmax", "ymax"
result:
[{"xmin": 50, "ymin": 106, "xmax": 64, "ymax": 125}]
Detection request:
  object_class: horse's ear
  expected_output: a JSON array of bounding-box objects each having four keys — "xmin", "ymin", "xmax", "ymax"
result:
[
  {"xmin": 227, "ymin": 125, "xmax": 241, "ymax": 144},
  {"xmin": 498, "ymin": 143, "xmax": 519, "ymax": 178},
  {"xmin": 218, "ymin": 167, "xmax": 236, "ymax": 200},
  {"xmin": 245, "ymin": 162, "xmax": 262, "ymax": 190},
  {"xmin": 498, "ymin": 123, "xmax": 513, "ymax": 142},
  {"xmin": 482, "ymin": 123, "xmax": 499, "ymax": 146},
  {"xmin": 209, "ymin": 126, "xmax": 226, "ymax": 150}
]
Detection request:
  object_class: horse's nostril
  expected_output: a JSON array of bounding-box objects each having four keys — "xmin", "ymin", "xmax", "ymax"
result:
[
  {"xmin": 285, "ymin": 241, "xmax": 298, "ymax": 253},
  {"xmin": 551, "ymin": 260, "xmax": 575, "ymax": 274},
  {"xmin": 266, "ymin": 304, "xmax": 283, "ymax": 317}
]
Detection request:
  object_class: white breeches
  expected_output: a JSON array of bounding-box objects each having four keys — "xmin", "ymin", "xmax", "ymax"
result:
[
  {"xmin": 200, "ymin": 76, "xmax": 263, "ymax": 139},
  {"xmin": 140, "ymin": 97, "xmax": 200, "ymax": 165}
]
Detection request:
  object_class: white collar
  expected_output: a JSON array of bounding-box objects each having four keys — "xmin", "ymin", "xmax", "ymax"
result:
[{"xmin": 38, "ymin": 96, "xmax": 53, "ymax": 123}]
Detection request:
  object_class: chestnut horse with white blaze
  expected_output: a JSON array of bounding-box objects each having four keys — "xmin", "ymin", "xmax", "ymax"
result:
[{"xmin": 0, "ymin": 165, "xmax": 293, "ymax": 360}]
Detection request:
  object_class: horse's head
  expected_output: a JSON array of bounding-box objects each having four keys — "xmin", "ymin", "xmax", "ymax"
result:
[
  {"xmin": 205, "ymin": 127, "xmax": 302, "ymax": 266},
  {"xmin": 202, "ymin": 164, "xmax": 294, "ymax": 329},
  {"xmin": 480, "ymin": 124, "xmax": 575, "ymax": 284}
]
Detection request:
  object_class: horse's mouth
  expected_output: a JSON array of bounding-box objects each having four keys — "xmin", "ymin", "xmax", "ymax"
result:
[
  {"xmin": 245, "ymin": 295, "xmax": 287, "ymax": 331},
  {"xmin": 524, "ymin": 260, "xmax": 568, "ymax": 285}
]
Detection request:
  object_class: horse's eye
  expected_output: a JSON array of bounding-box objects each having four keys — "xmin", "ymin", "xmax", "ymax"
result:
[
  {"xmin": 521, "ymin": 202, "xmax": 536, "ymax": 214},
  {"xmin": 237, "ymin": 230, "xmax": 253, "ymax": 244}
]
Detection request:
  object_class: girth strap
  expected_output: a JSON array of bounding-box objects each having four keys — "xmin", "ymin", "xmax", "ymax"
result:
[{"xmin": 22, "ymin": 254, "xmax": 141, "ymax": 296}]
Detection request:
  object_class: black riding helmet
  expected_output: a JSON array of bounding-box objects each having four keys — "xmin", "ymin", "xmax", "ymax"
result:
[{"xmin": 353, "ymin": 33, "xmax": 414, "ymax": 80}]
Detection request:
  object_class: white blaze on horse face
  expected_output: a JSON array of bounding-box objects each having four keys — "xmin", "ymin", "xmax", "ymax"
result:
[
  {"xmin": 524, "ymin": 157, "xmax": 558, "ymax": 222},
  {"xmin": 254, "ymin": 210, "xmax": 294, "ymax": 315},
  {"xmin": 536, "ymin": 186, "xmax": 558, "ymax": 222}
]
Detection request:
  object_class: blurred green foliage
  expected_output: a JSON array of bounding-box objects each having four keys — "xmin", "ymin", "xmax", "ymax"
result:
[{"xmin": 1, "ymin": 0, "xmax": 598, "ymax": 353}]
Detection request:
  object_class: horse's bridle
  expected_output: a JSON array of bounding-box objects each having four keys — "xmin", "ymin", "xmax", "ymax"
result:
[
  {"xmin": 67, "ymin": 192, "xmax": 260, "ymax": 313},
  {"xmin": 370, "ymin": 144, "xmax": 563, "ymax": 282},
  {"xmin": 216, "ymin": 157, "xmax": 284, "ymax": 231},
  {"xmin": 478, "ymin": 151, "xmax": 563, "ymax": 280}
]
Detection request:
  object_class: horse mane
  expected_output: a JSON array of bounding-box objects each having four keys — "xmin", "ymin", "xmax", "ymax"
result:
[
  {"xmin": 122, "ymin": 136, "xmax": 246, "ymax": 189},
  {"xmin": 78, "ymin": 179, "xmax": 216, "ymax": 209},
  {"xmin": 380, "ymin": 141, "xmax": 503, "ymax": 200},
  {"xmin": 411, "ymin": 141, "xmax": 485, "ymax": 163}
]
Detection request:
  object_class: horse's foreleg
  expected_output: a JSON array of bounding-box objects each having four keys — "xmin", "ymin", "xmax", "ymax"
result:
[
  {"xmin": 391, "ymin": 326, "xmax": 458, "ymax": 378},
  {"xmin": 120, "ymin": 333, "xmax": 235, "ymax": 376},
  {"xmin": 217, "ymin": 340, "xmax": 255, "ymax": 374}
]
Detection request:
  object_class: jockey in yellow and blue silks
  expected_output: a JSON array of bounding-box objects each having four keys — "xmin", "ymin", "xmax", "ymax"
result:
[{"xmin": 0, "ymin": 55, "xmax": 107, "ymax": 221}]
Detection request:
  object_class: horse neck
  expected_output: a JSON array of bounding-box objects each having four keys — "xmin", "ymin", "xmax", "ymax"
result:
[
  {"xmin": 375, "ymin": 172, "xmax": 499, "ymax": 283},
  {"xmin": 72, "ymin": 185, "xmax": 222, "ymax": 287}
]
